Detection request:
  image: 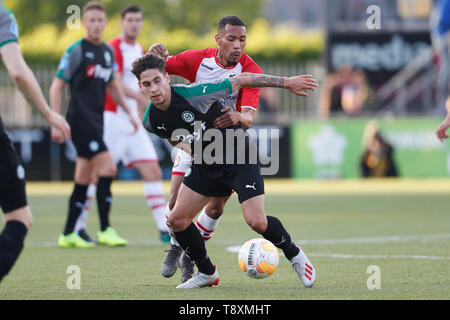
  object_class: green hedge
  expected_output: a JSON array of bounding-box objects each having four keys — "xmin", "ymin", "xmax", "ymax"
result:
[{"xmin": 19, "ymin": 18, "xmax": 324, "ymax": 67}]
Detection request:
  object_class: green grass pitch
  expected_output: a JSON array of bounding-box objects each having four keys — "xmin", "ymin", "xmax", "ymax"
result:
[{"xmin": 0, "ymin": 180, "xmax": 449, "ymax": 300}]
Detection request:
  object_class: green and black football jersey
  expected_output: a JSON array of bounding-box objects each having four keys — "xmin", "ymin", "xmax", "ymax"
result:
[
  {"xmin": 56, "ymin": 39, "xmax": 116, "ymax": 131},
  {"xmin": 0, "ymin": 6, "xmax": 19, "ymax": 133},
  {"xmin": 143, "ymin": 79, "xmax": 235, "ymax": 139},
  {"xmin": 143, "ymin": 79, "xmax": 247, "ymax": 162}
]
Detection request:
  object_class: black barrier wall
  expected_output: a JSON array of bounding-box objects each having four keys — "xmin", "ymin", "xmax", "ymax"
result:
[{"xmin": 6, "ymin": 126, "xmax": 291, "ymax": 181}]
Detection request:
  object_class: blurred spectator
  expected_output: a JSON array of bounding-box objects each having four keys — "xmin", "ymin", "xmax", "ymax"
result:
[
  {"xmin": 431, "ymin": 0, "xmax": 450, "ymax": 111},
  {"xmin": 360, "ymin": 121, "xmax": 398, "ymax": 178},
  {"xmin": 318, "ymin": 65, "xmax": 370, "ymax": 118}
]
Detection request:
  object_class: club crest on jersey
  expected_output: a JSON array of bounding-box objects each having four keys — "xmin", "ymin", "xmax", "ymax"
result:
[
  {"xmin": 86, "ymin": 64, "xmax": 112, "ymax": 82},
  {"xmin": 182, "ymin": 111, "xmax": 195, "ymax": 123}
]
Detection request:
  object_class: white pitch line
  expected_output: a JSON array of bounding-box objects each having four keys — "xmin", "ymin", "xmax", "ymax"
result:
[
  {"xmin": 294, "ymin": 233, "xmax": 450, "ymax": 245},
  {"xmin": 225, "ymin": 247, "xmax": 450, "ymax": 261}
]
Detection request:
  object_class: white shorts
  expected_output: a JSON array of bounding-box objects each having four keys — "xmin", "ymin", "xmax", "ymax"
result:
[
  {"xmin": 172, "ymin": 148, "xmax": 193, "ymax": 176},
  {"xmin": 104, "ymin": 111, "xmax": 158, "ymax": 168}
]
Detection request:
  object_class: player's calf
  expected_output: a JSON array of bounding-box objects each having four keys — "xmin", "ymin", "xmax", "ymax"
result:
[{"xmin": 0, "ymin": 206, "xmax": 30, "ymax": 283}]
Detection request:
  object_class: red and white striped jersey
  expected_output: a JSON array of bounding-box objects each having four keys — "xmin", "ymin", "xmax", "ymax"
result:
[
  {"xmin": 166, "ymin": 47, "xmax": 262, "ymax": 112},
  {"xmin": 104, "ymin": 36, "xmax": 145, "ymax": 115}
]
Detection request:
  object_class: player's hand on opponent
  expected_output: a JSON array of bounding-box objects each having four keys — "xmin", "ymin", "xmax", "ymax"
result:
[
  {"xmin": 47, "ymin": 110, "xmax": 71, "ymax": 144},
  {"xmin": 214, "ymin": 107, "xmax": 241, "ymax": 128},
  {"xmin": 436, "ymin": 115, "xmax": 450, "ymax": 142},
  {"xmin": 285, "ymin": 75, "xmax": 319, "ymax": 97},
  {"xmin": 148, "ymin": 43, "xmax": 169, "ymax": 60}
]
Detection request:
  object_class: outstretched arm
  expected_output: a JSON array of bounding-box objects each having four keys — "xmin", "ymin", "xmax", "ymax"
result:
[
  {"xmin": 1, "ymin": 42, "xmax": 71, "ymax": 143},
  {"xmin": 229, "ymin": 73, "xmax": 319, "ymax": 97},
  {"xmin": 436, "ymin": 97, "xmax": 450, "ymax": 142}
]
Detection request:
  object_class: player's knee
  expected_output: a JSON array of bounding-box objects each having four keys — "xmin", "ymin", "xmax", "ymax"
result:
[
  {"xmin": 100, "ymin": 164, "xmax": 117, "ymax": 177},
  {"xmin": 5, "ymin": 206, "xmax": 33, "ymax": 230},
  {"xmin": 142, "ymin": 165, "xmax": 162, "ymax": 181},
  {"xmin": 167, "ymin": 212, "xmax": 189, "ymax": 232},
  {"xmin": 205, "ymin": 205, "xmax": 223, "ymax": 219},
  {"xmin": 246, "ymin": 216, "xmax": 267, "ymax": 234}
]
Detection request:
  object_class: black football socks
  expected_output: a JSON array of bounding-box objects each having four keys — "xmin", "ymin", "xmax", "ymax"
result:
[
  {"xmin": 0, "ymin": 220, "xmax": 27, "ymax": 283},
  {"xmin": 97, "ymin": 177, "xmax": 113, "ymax": 232},
  {"xmin": 63, "ymin": 184, "xmax": 88, "ymax": 235},
  {"xmin": 174, "ymin": 222, "xmax": 215, "ymax": 275},
  {"xmin": 261, "ymin": 215, "xmax": 300, "ymax": 260}
]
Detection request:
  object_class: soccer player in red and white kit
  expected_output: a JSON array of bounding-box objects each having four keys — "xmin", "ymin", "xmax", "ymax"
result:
[
  {"xmin": 149, "ymin": 15, "xmax": 263, "ymax": 282},
  {"xmin": 74, "ymin": 5, "xmax": 169, "ymax": 244}
]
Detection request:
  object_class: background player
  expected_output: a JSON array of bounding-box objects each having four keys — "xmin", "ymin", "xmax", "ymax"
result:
[
  {"xmin": 50, "ymin": 1, "xmax": 139, "ymax": 248},
  {"xmin": 0, "ymin": 6, "xmax": 71, "ymax": 283},
  {"xmin": 74, "ymin": 4, "xmax": 169, "ymax": 244},
  {"xmin": 149, "ymin": 15, "xmax": 262, "ymax": 282},
  {"xmin": 132, "ymin": 53, "xmax": 318, "ymax": 289}
]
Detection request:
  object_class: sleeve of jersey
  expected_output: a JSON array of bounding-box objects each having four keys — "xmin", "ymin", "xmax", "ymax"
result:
[
  {"xmin": 0, "ymin": 9, "xmax": 19, "ymax": 48},
  {"xmin": 56, "ymin": 43, "xmax": 82, "ymax": 83},
  {"xmin": 174, "ymin": 79, "xmax": 232, "ymax": 113},
  {"xmin": 238, "ymin": 61, "xmax": 263, "ymax": 111},
  {"xmin": 108, "ymin": 47, "xmax": 116, "ymax": 83},
  {"xmin": 109, "ymin": 39, "xmax": 123, "ymax": 74},
  {"xmin": 165, "ymin": 50, "xmax": 203, "ymax": 83}
]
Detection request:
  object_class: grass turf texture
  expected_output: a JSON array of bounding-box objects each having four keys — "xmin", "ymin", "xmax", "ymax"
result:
[{"xmin": 0, "ymin": 180, "xmax": 449, "ymax": 300}]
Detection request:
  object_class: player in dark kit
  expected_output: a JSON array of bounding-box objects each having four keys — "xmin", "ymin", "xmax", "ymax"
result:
[
  {"xmin": 132, "ymin": 53, "xmax": 319, "ymax": 288},
  {"xmin": 0, "ymin": 6, "xmax": 71, "ymax": 283},
  {"xmin": 149, "ymin": 15, "xmax": 263, "ymax": 283},
  {"xmin": 50, "ymin": 1, "xmax": 139, "ymax": 248}
]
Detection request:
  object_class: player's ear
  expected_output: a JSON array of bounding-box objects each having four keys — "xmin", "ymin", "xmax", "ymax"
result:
[
  {"xmin": 165, "ymin": 72, "xmax": 170, "ymax": 84},
  {"xmin": 215, "ymin": 33, "xmax": 220, "ymax": 46}
]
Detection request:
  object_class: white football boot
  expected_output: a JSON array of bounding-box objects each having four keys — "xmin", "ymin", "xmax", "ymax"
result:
[
  {"xmin": 176, "ymin": 266, "xmax": 219, "ymax": 289},
  {"xmin": 290, "ymin": 246, "xmax": 316, "ymax": 288}
]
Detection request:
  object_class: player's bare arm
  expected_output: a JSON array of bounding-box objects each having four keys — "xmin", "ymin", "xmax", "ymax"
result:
[
  {"xmin": 48, "ymin": 77, "xmax": 69, "ymax": 143},
  {"xmin": 436, "ymin": 97, "xmax": 450, "ymax": 142},
  {"xmin": 167, "ymin": 139, "xmax": 192, "ymax": 155},
  {"xmin": 229, "ymin": 73, "xmax": 319, "ymax": 97},
  {"xmin": 107, "ymin": 78, "xmax": 139, "ymax": 131},
  {"xmin": 214, "ymin": 107, "xmax": 255, "ymax": 129},
  {"xmin": 0, "ymin": 42, "xmax": 71, "ymax": 143}
]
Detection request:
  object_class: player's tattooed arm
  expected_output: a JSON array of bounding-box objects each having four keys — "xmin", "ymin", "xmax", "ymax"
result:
[{"xmin": 229, "ymin": 73, "xmax": 319, "ymax": 97}]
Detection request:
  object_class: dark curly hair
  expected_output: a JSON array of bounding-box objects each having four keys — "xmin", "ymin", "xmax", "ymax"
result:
[{"xmin": 131, "ymin": 53, "xmax": 166, "ymax": 81}]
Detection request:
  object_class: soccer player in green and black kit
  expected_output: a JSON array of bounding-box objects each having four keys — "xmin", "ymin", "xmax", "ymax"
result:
[
  {"xmin": 50, "ymin": 1, "xmax": 139, "ymax": 248},
  {"xmin": 132, "ymin": 53, "xmax": 319, "ymax": 288},
  {"xmin": 0, "ymin": 6, "xmax": 71, "ymax": 283}
]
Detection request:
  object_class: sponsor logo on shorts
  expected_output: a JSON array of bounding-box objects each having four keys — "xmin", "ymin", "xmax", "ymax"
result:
[
  {"xmin": 16, "ymin": 165, "xmax": 25, "ymax": 180},
  {"xmin": 89, "ymin": 140, "xmax": 99, "ymax": 152},
  {"xmin": 245, "ymin": 182, "xmax": 256, "ymax": 190},
  {"xmin": 184, "ymin": 167, "xmax": 192, "ymax": 177}
]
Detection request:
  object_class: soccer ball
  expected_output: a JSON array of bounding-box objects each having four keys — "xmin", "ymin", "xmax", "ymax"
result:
[{"xmin": 238, "ymin": 238, "xmax": 279, "ymax": 279}]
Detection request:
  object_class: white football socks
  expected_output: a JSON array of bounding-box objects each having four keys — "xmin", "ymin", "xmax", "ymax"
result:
[{"xmin": 144, "ymin": 181, "xmax": 168, "ymax": 232}]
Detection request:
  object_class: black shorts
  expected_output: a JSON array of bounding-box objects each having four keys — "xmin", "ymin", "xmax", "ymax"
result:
[
  {"xmin": 0, "ymin": 128, "xmax": 27, "ymax": 213},
  {"xmin": 183, "ymin": 163, "xmax": 264, "ymax": 203},
  {"xmin": 71, "ymin": 129, "xmax": 108, "ymax": 159}
]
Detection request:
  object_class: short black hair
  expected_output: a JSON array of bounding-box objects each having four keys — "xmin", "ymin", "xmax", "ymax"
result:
[
  {"xmin": 218, "ymin": 15, "xmax": 247, "ymax": 30},
  {"xmin": 121, "ymin": 4, "xmax": 143, "ymax": 18},
  {"xmin": 131, "ymin": 53, "xmax": 166, "ymax": 80}
]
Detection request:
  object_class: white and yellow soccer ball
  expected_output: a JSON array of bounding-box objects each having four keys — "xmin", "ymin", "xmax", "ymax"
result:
[{"xmin": 238, "ymin": 238, "xmax": 279, "ymax": 279}]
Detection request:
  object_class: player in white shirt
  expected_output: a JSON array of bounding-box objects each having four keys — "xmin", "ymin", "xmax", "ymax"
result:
[{"xmin": 74, "ymin": 5, "xmax": 169, "ymax": 245}]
